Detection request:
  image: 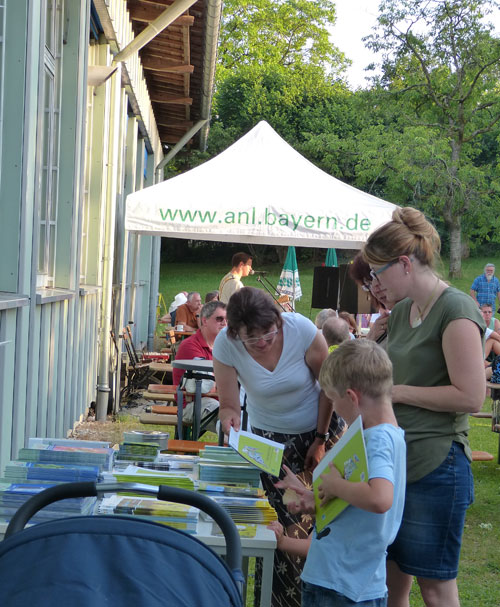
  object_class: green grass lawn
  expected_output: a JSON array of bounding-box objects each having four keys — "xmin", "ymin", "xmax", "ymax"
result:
[{"xmin": 159, "ymin": 254, "xmax": 500, "ymax": 606}]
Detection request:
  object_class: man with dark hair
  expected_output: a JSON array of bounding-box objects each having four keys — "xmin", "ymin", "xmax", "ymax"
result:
[
  {"xmin": 172, "ymin": 301, "xmax": 227, "ymax": 431},
  {"xmin": 219, "ymin": 252, "xmax": 253, "ymax": 304}
]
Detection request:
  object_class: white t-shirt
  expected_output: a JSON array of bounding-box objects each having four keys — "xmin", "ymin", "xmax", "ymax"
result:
[{"xmin": 213, "ymin": 313, "xmax": 320, "ymax": 433}]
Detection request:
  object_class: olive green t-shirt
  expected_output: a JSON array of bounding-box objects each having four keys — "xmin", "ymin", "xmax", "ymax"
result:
[{"xmin": 388, "ymin": 286, "xmax": 485, "ymax": 483}]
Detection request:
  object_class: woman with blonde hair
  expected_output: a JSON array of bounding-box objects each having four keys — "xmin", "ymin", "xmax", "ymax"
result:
[{"xmin": 363, "ymin": 207, "xmax": 485, "ymax": 607}]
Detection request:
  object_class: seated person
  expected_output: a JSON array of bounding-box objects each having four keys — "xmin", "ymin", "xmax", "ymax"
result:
[
  {"xmin": 314, "ymin": 308, "xmax": 336, "ymax": 330},
  {"xmin": 174, "ymin": 292, "xmax": 202, "ymax": 331},
  {"xmin": 205, "ymin": 290, "xmax": 219, "ymax": 303},
  {"xmin": 481, "ymin": 303, "xmax": 500, "ymax": 334},
  {"xmin": 322, "ymin": 317, "xmax": 350, "ymax": 353},
  {"xmin": 338, "ymin": 311, "xmax": 358, "ymax": 339},
  {"xmin": 161, "ymin": 292, "xmax": 187, "ymax": 326},
  {"xmin": 172, "ymin": 301, "xmax": 227, "ymax": 432},
  {"xmin": 484, "ymin": 326, "xmax": 500, "ymax": 365}
]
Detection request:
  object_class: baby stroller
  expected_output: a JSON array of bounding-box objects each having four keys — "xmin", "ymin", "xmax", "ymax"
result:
[{"xmin": 0, "ymin": 482, "xmax": 244, "ymax": 607}]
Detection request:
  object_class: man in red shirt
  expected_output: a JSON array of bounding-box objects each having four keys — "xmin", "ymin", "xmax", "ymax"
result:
[{"xmin": 173, "ymin": 300, "xmax": 227, "ymax": 431}]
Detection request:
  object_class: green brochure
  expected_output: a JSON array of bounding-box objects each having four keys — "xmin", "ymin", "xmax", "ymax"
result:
[
  {"xmin": 313, "ymin": 415, "xmax": 368, "ymax": 533},
  {"xmin": 229, "ymin": 428, "xmax": 284, "ymax": 476}
]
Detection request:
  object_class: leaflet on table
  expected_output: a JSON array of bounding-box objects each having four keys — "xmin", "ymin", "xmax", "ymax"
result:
[
  {"xmin": 312, "ymin": 415, "xmax": 368, "ymax": 533},
  {"xmin": 228, "ymin": 428, "xmax": 284, "ymax": 476}
]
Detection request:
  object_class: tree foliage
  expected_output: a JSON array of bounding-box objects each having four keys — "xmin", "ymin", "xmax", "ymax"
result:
[
  {"xmin": 217, "ymin": 0, "xmax": 346, "ymax": 77},
  {"xmin": 365, "ymin": 0, "xmax": 500, "ymax": 276}
]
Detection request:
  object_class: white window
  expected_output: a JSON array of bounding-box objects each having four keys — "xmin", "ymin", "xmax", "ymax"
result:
[{"xmin": 37, "ymin": 0, "xmax": 63, "ymax": 287}]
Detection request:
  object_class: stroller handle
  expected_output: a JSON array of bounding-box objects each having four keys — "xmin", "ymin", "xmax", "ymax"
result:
[{"xmin": 5, "ymin": 481, "xmax": 243, "ymax": 573}]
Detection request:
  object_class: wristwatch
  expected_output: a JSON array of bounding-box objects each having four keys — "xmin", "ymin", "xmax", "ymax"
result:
[{"xmin": 314, "ymin": 431, "xmax": 330, "ymax": 442}]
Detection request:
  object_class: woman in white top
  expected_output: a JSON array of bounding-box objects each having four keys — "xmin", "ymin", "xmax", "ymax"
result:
[{"xmin": 213, "ymin": 287, "xmax": 345, "ymax": 607}]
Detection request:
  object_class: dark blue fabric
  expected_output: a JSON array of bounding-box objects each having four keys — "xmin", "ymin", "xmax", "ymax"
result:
[{"xmin": 0, "ymin": 515, "xmax": 242, "ymax": 607}]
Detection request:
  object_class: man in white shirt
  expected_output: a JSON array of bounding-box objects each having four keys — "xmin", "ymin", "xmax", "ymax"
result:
[{"xmin": 218, "ymin": 252, "xmax": 253, "ymax": 303}]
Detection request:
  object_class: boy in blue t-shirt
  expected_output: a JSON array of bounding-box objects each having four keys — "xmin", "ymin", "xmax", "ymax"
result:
[{"xmin": 268, "ymin": 339, "xmax": 406, "ymax": 606}]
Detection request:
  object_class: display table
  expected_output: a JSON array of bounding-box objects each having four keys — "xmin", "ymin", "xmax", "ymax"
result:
[{"xmin": 197, "ymin": 520, "xmax": 275, "ymax": 607}]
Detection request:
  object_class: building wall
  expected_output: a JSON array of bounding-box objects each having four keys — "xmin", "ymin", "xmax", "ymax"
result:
[{"xmin": 0, "ymin": 0, "xmax": 163, "ymax": 471}]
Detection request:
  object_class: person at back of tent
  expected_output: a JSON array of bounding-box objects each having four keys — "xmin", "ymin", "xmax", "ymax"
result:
[
  {"xmin": 219, "ymin": 252, "xmax": 253, "ymax": 304},
  {"xmin": 268, "ymin": 339, "xmax": 406, "ymax": 607},
  {"xmin": 321, "ymin": 317, "xmax": 350, "ymax": 353},
  {"xmin": 160, "ymin": 292, "xmax": 187, "ymax": 326},
  {"xmin": 175, "ymin": 292, "xmax": 202, "ymax": 331},
  {"xmin": 314, "ymin": 308, "xmax": 336, "ymax": 330}
]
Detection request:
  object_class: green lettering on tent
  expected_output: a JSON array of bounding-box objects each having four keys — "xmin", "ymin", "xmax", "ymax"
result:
[
  {"xmin": 325, "ymin": 216, "xmax": 337, "ymax": 229},
  {"xmin": 291, "ymin": 215, "xmax": 302, "ymax": 230},
  {"xmin": 224, "ymin": 211, "xmax": 236, "ymax": 224},
  {"xmin": 360, "ymin": 218, "xmax": 371, "ymax": 231},
  {"xmin": 159, "ymin": 208, "xmax": 177, "ymax": 221},
  {"xmin": 199, "ymin": 210, "xmax": 217, "ymax": 223},
  {"xmin": 238, "ymin": 211, "xmax": 249, "ymax": 224},
  {"xmin": 265, "ymin": 208, "xmax": 276, "ymax": 225},
  {"xmin": 346, "ymin": 214, "xmax": 358, "ymax": 230},
  {"xmin": 278, "ymin": 214, "xmax": 289, "ymax": 226}
]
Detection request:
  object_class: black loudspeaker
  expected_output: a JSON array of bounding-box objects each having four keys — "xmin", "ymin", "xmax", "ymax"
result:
[
  {"xmin": 311, "ymin": 267, "xmax": 339, "ymax": 309},
  {"xmin": 312, "ymin": 265, "xmax": 373, "ymax": 314}
]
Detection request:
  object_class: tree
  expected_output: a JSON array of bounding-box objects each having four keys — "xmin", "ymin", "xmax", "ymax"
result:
[
  {"xmin": 366, "ymin": 0, "xmax": 500, "ymax": 276},
  {"xmin": 217, "ymin": 0, "xmax": 346, "ymax": 78}
]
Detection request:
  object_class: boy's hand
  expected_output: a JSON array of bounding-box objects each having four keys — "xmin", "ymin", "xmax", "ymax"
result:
[
  {"xmin": 267, "ymin": 521, "xmax": 285, "ymax": 548},
  {"xmin": 285, "ymin": 484, "xmax": 315, "ymax": 514},
  {"xmin": 318, "ymin": 462, "xmax": 343, "ymax": 506}
]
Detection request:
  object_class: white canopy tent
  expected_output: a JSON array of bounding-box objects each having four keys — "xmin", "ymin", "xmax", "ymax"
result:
[{"xmin": 125, "ymin": 121, "xmax": 397, "ymax": 248}]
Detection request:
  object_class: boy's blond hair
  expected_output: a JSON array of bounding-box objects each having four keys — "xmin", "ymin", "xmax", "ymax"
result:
[{"xmin": 319, "ymin": 339, "xmax": 393, "ymax": 400}]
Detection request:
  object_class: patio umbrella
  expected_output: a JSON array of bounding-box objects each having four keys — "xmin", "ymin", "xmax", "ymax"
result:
[
  {"xmin": 325, "ymin": 248, "xmax": 338, "ymax": 267},
  {"xmin": 277, "ymin": 246, "xmax": 302, "ymax": 310}
]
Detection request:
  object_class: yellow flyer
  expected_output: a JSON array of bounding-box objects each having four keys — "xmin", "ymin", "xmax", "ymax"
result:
[
  {"xmin": 313, "ymin": 415, "xmax": 368, "ymax": 533},
  {"xmin": 228, "ymin": 428, "xmax": 284, "ymax": 476}
]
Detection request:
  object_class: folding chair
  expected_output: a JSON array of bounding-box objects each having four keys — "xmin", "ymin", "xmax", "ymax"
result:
[{"xmin": 119, "ymin": 327, "xmax": 154, "ymax": 399}]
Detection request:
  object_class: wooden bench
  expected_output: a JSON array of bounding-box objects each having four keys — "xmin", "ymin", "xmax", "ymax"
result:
[{"xmin": 166, "ymin": 439, "xmax": 218, "ymax": 454}]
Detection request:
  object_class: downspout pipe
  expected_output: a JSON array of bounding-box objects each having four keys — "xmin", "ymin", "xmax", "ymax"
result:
[
  {"xmin": 198, "ymin": 0, "xmax": 222, "ymax": 151},
  {"xmin": 113, "ymin": 0, "xmax": 198, "ymax": 64},
  {"xmin": 96, "ymin": 64, "xmax": 122, "ymax": 421}
]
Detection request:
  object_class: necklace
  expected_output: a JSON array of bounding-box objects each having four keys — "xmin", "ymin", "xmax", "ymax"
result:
[{"xmin": 412, "ymin": 278, "xmax": 441, "ymax": 328}]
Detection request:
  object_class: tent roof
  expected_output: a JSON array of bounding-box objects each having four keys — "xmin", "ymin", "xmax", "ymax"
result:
[{"xmin": 125, "ymin": 121, "xmax": 397, "ymax": 248}]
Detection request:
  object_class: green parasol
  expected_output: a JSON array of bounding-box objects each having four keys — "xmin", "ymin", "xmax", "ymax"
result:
[
  {"xmin": 277, "ymin": 246, "xmax": 302, "ymax": 309},
  {"xmin": 325, "ymin": 248, "xmax": 338, "ymax": 267}
]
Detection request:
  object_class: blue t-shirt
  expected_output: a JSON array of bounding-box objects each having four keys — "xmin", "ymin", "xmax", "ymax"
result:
[
  {"xmin": 470, "ymin": 274, "xmax": 500, "ymax": 307},
  {"xmin": 301, "ymin": 424, "xmax": 406, "ymax": 602},
  {"xmin": 213, "ymin": 313, "xmax": 320, "ymax": 433}
]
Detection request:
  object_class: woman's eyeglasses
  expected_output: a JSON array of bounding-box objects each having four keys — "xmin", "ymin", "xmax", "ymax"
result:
[
  {"xmin": 240, "ymin": 329, "xmax": 278, "ymax": 345},
  {"xmin": 369, "ymin": 259, "xmax": 398, "ymax": 282}
]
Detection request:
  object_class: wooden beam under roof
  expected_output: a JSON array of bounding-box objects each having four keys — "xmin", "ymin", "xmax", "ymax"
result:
[
  {"xmin": 128, "ymin": 2, "xmax": 194, "ymax": 25},
  {"xmin": 156, "ymin": 119, "xmax": 194, "ymax": 128},
  {"xmin": 150, "ymin": 95, "xmax": 192, "ymax": 104},
  {"xmin": 142, "ymin": 56, "xmax": 194, "ymax": 73}
]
